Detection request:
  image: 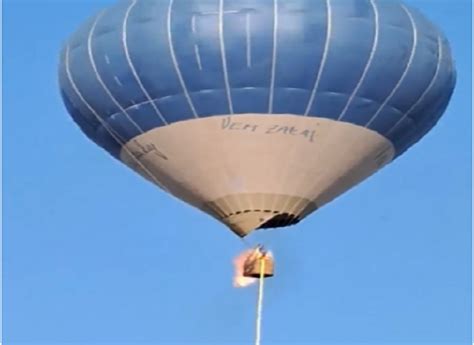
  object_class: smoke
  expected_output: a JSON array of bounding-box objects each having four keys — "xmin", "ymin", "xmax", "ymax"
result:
[{"xmin": 233, "ymin": 249, "xmax": 257, "ymax": 288}]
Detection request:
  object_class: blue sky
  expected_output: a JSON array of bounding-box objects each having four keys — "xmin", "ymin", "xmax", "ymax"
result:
[{"xmin": 3, "ymin": 0, "xmax": 472, "ymax": 344}]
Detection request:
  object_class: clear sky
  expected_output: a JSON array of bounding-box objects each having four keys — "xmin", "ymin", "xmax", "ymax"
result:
[{"xmin": 3, "ymin": 0, "xmax": 472, "ymax": 344}]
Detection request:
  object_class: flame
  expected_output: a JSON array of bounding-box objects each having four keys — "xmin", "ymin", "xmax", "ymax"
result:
[
  {"xmin": 233, "ymin": 249, "xmax": 257, "ymax": 288},
  {"xmin": 233, "ymin": 248, "xmax": 273, "ymax": 288}
]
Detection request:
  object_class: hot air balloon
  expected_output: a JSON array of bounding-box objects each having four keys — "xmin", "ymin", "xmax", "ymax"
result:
[{"xmin": 58, "ymin": 0, "xmax": 456, "ymax": 238}]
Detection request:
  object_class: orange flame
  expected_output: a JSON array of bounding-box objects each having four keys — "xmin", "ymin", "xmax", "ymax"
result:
[
  {"xmin": 233, "ymin": 249, "xmax": 257, "ymax": 288},
  {"xmin": 233, "ymin": 248, "xmax": 273, "ymax": 288}
]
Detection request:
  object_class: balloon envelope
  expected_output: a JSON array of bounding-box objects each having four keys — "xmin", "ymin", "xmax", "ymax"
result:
[{"xmin": 59, "ymin": 0, "xmax": 456, "ymax": 236}]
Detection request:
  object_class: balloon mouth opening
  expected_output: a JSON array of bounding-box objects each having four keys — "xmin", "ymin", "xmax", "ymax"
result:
[
  {"xmin": 205, "ymin": 194, "xmax": 315, "ymax": 237},
  {"xmin": 257, "ymin": 213, "xmax": 301, "ymax": 229}
]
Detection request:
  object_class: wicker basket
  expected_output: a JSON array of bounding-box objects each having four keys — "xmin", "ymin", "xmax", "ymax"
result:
[{"xmin": 243, "ymin": 253, "xmax": 274, "ymax": 278}]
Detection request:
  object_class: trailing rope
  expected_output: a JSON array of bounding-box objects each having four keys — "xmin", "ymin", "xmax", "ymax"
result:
[{"xmin": 255, "ymin": 256, "xmax": 266, "ymax": 345}]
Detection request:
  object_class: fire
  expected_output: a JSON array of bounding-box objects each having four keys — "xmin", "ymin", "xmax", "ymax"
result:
[
  {"xmin": 233, "ymin": 249, "xmax": 257, "ymax": 287},
  {"xmin": 233, "ymin": 247, "xmax": 273, "ymax": 288}
]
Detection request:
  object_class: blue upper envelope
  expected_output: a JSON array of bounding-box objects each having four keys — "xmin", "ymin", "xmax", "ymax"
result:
[{"xmin": 58, "ymin": 0, "xmax": 456, "ymax": 159}]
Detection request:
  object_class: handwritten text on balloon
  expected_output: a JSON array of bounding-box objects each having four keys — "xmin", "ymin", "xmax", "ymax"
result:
[{"xmin": 221, "ymin": 117, "xmax": 316, "ymax": 143}]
